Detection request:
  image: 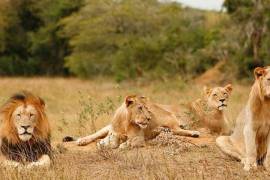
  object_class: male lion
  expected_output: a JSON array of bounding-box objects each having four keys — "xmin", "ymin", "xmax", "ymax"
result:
[
  {"xmin": 63, "ymin": 95, "xmax": 200, "ymax": 149},
  {"xmin": 158, "ymin": 84, "xmax": 232, "ymax": 135},
  {"xmin": 0, "ymin": 91, "xmax": 51, "ymax": 168},
  {"xmin": 216, "ymin": 67, "xmax": 270, "ymax": 171}
]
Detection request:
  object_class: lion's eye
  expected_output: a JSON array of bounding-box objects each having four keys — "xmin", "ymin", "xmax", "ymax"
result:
[
  {"xmin": 16, "ymin": 114, "xmax": 21, "ymax": 117},
  {"xmin": 30, "ymin": 113, "xmax": 34, "ymax": 117},
  {"xmin": 213, "ymin": 94, "xmax": 217, "ymax": 97},
  {"xmin": 138, "ymin": 106, "xmax": 143, "ymax": 110},
  {"xmin": 224, "ymin": 92, "xmax": 227, "ymax": 96}
]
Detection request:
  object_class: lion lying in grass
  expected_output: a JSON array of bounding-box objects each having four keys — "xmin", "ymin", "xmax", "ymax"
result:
[
  {"xmin": 0, "ymin": 91, "xmax": 51, "ymax": 169},
  {"xmin": 216, "ymin": 67, "xmax": 270, "ymax": 171},
  {"xmin": 63, "ymin": 95, "xmax": 200, "ymax": 149},
  {"xmin": 159, "ymin": 84, "xmax": 233, "ymax": 135}
]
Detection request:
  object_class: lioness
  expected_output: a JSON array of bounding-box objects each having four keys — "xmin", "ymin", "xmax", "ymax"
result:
[
  {"xmin": 216, "ymin": 67, "xmax": 270, "ymax": 171},
  {"xmin": 63, "ymin": 95, "xmax": 200, "ymax": 148},
  {"xmin": 158, "ymin": 84, "xmax": 232, "ymax": 135}
]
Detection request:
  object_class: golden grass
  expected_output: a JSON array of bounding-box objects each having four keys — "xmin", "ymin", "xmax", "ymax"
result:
[{"xmin": 0, "ymin": 77, "xmax": 268, "ymax": 179}]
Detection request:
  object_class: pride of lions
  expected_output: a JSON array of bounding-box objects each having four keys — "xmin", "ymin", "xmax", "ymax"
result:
[{"xmin": 0, "ymin": 66, "xmax": 270, "ymax": 172}]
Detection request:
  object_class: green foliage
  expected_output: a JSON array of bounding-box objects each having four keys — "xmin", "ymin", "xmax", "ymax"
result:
[
  {"xmin": 61, "ymin": 0, "xmax": 222, "ymax": 81},
  {"xmin": 223, "ymin": 0, "xmax": 253, "ymax": 14},
  {"xmin": 1, "ymin": 0, "xmax": 270, "ymax": 80},
  {"xmin": 0, "ymin": 0, "xmax": 82, "ymax": 75},
  {"xmin": 77, "ymin": 94, "xmax": 117, "ymax": 135},
  {"xmin": 223, "ymin": 0, "xmax": 270, "ymax": 78}
]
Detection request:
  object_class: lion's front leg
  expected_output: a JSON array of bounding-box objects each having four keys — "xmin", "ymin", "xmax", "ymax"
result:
[
  {"xmin": 119, "ymin": 136, "xmax": 145, "ymax": 149},
  {"xmin": 0, "ymin": 155, "xmax": 20, "ymax": 168},
  {"xmin": 119, "ymin": 127, "xmax": 145, "ymax": 149},
  {"xmin": 263, "ymin": 133, "xmax": 270, "ymax": 170},
  {"xmin": 97, "ymin": 132, "xmax": 120, "ymax": 149},
  {"xmin": 171, "ymin": 125, "xmax": 200, "ymax": 137},
  {"xmin": 1, "ymin": 159, "xmax": 21, "ymax": 168},
  {"xmin": 77, "ymin": 125, "xmax": 111, "ymax": 146},
  {"xmin": 243, "ymin": 122, "xmax": 257, "ymax": 171},
  {"xmin": 76, "ymin": 137, "xmax": 93, "ymax": 146},
  {"xmin": 26, "ymin": 155, "xmax": 51, "ymax": 169}
]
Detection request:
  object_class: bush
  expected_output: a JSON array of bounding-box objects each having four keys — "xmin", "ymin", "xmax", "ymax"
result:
[
  {"xmin": 0, "ymin": 0, "xmax": 82, "ymax": 76},
  {"xmin": 61, "ymin": 0, "xmax": 224, "ymax": 81}
]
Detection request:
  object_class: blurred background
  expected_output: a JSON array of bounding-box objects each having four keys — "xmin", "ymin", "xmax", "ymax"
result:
[{"xmin": 0, "ymin": 0, "xmax": 269, "ymax": 82}]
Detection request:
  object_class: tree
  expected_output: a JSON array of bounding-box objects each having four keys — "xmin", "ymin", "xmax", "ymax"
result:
[
  {"xmin": 61, "ymin": 0, "xmax": 222, "ymax": 81},
  {"xmin": 0, "ymin": 0, "xmax": 82, "ymax": 75},
  {"xmin": 224, "ymin": 0, "xmax": 270, "ymax": 76}
]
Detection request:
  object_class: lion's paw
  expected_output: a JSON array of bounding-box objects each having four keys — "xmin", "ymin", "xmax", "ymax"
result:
[
  {"xmin": 26, "ymin": 162, "xmax": 50, "ymax": 169},
  {"xmin": 241, "ymin": 158, "xmax": 246, "ymax": 165},
  {"xmin": 243, "ymin": 158, "xmax": 257, "ymax": 171},
  {"xmin": 119, "ymin": 142, "xmax": 129, "ymax": 149},
  {"xmin": 2, "ymin": 160, "xmax": 20, "ymax": 168},
  {"xmin": 97, "ymin": 140, "xmax": 108, "ymax": 150}
]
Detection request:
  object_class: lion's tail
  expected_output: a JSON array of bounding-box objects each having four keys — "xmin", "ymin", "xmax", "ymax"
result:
[
  {"xmin": 62, "ymin": 125, "xmax": 111, "ymax": 143},
  {"xmin": 62, "ymin": 136, "xmax": 77, "ymax": 142}
]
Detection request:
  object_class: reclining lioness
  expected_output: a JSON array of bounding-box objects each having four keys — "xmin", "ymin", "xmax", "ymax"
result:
[
  {"xmin": 158, "ymin": 84, "xmax": 232, "ymax": 135},
  {"xmin": 63, "ymin": 95, "xmax": 200, "ymax": 148},
  {"xmin": 216, "ymin": 67, "xmax": 270, "ymax": 171}
]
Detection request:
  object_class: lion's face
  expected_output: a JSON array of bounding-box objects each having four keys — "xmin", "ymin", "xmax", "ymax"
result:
[
  {"xmin": 126, "ymin": 95, "xmax": 152, "ymax": 129},
  {"xmin": 254, "ymin": 67, "xmax": 270, "ymax": 98},
  {"xmin": 0, "ymin": 91, "xmax": 50, "ymax": 144},
  {"xmin": 12, "ymin": 105, "xmax": 39, "ymax": 141},
  {"xmin": 204, "ymin": 84, "xmax": 232, "ymax": 111}
]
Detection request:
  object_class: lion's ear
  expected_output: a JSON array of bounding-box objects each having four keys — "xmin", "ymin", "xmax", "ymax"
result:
[
  {"xmin": 203, "ymin": 86, "xmax": 212, "ymax": 96},
  {"xmin": 39, "ymin": 97, "xmax": 45, "ymax": 108},
  {"xmin": 125, "ymin": 95, "xmax": 136, "ymax": 107},
  {"xmin": 224, "ymin": 84, "xmax": 233, "ymax": 93},
  {"xmin": 254, "ymin": 67, "xmax": 265, "ymax": 79}
]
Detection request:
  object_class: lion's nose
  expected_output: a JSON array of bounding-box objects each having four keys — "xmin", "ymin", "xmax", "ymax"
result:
[
  {"xmin": 21, "ymin": 125, "xmax": 30, "ymax": 130},
  {"xmin": 220, "ymin": 99, "xmax": 225, "ymax": 103}
]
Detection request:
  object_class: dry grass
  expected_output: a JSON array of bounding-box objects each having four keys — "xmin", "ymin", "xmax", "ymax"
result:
[{"xmin": 0, "ymin": 77, "xmax": 268, "ymax": 179}]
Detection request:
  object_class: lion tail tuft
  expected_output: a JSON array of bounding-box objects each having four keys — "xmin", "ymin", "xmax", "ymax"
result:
[{"xmin": 62, "ymin": 136, "xmax": 77, "ymax": 142}]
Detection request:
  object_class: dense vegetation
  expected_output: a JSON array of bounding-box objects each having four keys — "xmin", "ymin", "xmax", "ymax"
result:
[
  {"xmin": 0, "ymin": 0, "xmax": 82, "ymax": 75},
  {"xmin": 0, "ymin": 0, "xmax": 270, "ymax": 81},
  {"xmin": 224, "ymin": 0, "xmax": 270, "ymax": 78}
]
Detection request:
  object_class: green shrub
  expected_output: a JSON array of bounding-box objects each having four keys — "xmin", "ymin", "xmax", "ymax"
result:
[{"xmin": 61, "ymin": 0, "xmax": 224, "ymax": 81}]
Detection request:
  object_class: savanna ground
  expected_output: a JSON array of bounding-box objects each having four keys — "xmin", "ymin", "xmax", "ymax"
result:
[{"xmin": 0, "ymin": 77, "xmax": 270, "ymax": 180}]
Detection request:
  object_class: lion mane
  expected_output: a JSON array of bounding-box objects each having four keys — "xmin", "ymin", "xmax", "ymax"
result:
[{"xmin": 0, "ymin": 91, "xmax": 51, "ymax": 163}]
